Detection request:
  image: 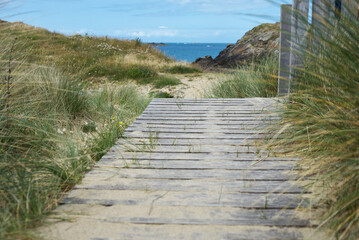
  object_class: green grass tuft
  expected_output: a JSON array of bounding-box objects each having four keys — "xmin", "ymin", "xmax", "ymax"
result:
[
  {"xmin": 164, "ymin": 65, "xmax": 202, "ymax": 74},
  {"xmin": 152, "ymin": 76, "xmax": 181, "ymax": 88},
  {"xmin": 206, "ymin": 57, "xmax": 278, "ymax": 98}
]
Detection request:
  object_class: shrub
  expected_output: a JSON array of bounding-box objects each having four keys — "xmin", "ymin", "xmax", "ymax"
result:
[
  {"xmin": 150, "ymin": 91, "xmax": 174, "ymax": 98},
  {"xmin": 125, "ymin": 66, "xmax": 157, "ymax": 79}
]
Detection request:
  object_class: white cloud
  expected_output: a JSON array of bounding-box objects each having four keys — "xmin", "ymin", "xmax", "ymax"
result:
[{"xmin": 159, "ymin": 26, "xmax": 168, "ymax": 29}]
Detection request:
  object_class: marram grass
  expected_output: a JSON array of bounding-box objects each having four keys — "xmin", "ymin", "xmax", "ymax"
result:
[
  {"xmin": 206, "ymin": 56, "xmax": 278, "ymax": 98},
  {"xmin": 264, "ymin": 5, "xmax": 359, "ymax": 240},
  {"xmin": 0, "ymin": 57, "xmax": 150, "ymax": 238}
]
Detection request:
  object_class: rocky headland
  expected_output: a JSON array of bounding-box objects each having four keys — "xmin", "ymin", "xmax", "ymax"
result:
[{"xmin": 194, "ymin": 22, "xmax": 280, "ymax": 70}]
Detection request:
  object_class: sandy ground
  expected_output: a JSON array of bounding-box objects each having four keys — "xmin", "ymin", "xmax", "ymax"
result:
[{"xmin": 137, "ymin": 73, "xmax": 224, "ymax": 99}]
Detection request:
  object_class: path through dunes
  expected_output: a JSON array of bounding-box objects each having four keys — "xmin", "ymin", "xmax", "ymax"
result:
[{"xmin": 40, "ymin": 98, "xmax": 317, "ymax": 240}]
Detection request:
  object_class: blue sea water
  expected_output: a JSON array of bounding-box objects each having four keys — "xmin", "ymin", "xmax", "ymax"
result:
[{"xmin": 154, "ymin": 43, "xmax": 230, "ymax": 63}]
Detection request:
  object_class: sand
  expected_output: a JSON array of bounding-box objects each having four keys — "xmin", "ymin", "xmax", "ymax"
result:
[{"xmin": 137, "ymin": 73, "xmax": 223, "ymax": 99}]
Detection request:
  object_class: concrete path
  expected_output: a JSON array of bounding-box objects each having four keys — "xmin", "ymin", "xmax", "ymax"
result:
[{"xmin": 40, "ymin": 98, "xmax": 316, "ymax": 240}]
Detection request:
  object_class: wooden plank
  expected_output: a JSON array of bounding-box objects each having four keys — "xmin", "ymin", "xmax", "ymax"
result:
[
  {"xmin": 60, "ymin": 190, "xmax": 310, "ymax": 209},
  {"xmin": 102, "ymin": 152, "xmax": 299, "ymax": 161},
  {"xmin": 40, "ymin": 221, "xmax": 315, "ymax": 240},
  {"xmin": 116, "ymin": 138, "xmax": 258, "ymax": 145},
  {"xmin": 144, "ymin": 107, "xmax": 277, "ymax": 111},
  {"xmin": 84, "ymin": 168, "xmax": 299, "ymax": 181},
  {"xmin": 127, "ymin": 124, "xmax": 268, "ymax": 130},
  {"xmin": 53, "ymin": 204, "xmax": 314, "ymax": 227},
  {"xmin": 96, "ymin": 159, "xmax": 299, "ymax": 170},
  {"xmin": 136, "ymin": 116, "xmax": 280, "ymax": 121},
  {"xmin": 131, "ymin": 121, "xmax": 270, "ymax": 126},
  {"xmin": 75, "ymin": 178, "xmax": 305, "ymax": 193},
  {"xmin": 142, "ymin": 110, "xmax": 273, "ymax": 114},
  {"xmin": 123, "ymin": 132, "xmax": 269, "ymax": 139},
  {"xmin": 112, "ymin": 144, "xmax": 270, "ymax": 154},
  {"xmin": 124, "ymin": 128, "xmax": 269, "ymax": 134}
]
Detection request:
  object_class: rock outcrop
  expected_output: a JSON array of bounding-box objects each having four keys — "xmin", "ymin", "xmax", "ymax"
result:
[
  {"xmin": 193, "ymin": 56, "xmax": 214, "ymax": 69},
  {"xmin": 194, "ymin": 22, "xmax": 280, "ymax": 69}
]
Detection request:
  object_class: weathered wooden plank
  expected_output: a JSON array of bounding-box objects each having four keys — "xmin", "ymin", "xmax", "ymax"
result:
[
  {"xmin": 53, "ymin": 204, "xmax": 314, "ymax": 227},
  {"xmin": 96, "ymin": 159, "xmax": 299, "ymax": 170},
  {"xmin": 131, "ymin": 121, "xmax": 270, "ymax": 126},
  {"xmin": 116, "ymin": 138, "xmax": 258, "ymax": 145},
  {"xmin": 123, "ymin": 132, "xmax": 269, "ymax": 139},
  {"xmin": 144, "ymin": 107, "xmax": 277, "ymax": 112},
  {"xmin": 60, "ymin": 190, "xmax": 310, "ymax": 209},
  {"xmin": 75, "ymin": 178, "xmax": 305, "ymax": 193},
  {"xmin": 102, "ymin": 152, "xmax": 299, "ymax": 161},
  {"xmin": 84, "ymin": 168, "xmax": 299, "ymax": 181},
  {"xmin": 40, "ymin": 221, "xmax": 315, "ymax": 240},
  {"xmin": 148, "ymin": 103, "xmax": 256, "ymax": 106},
  {"xmin": 127, "ymin": 124, "xmax": 268, "ymax": 130},
  {"xmin": 142, "ymin": 110, "xmax": 273, "ymax": 114},
  {"xmin": 132, "ymin": 120, "xmax": 277, "ymax": 125},
  {"xmin": 135, "ymin": 116, "xmax": 278, "ymax": 121},
  {"xmin": 125, "ymin": 128, "xmax": 269, "ymax": 134},
  {"xmin": 112, "ymin": 144, "xmax": 269, "ymax": 154},
  {"xmin": 141, "ymin": 111, "xmax": 278, "ymax": 115}
]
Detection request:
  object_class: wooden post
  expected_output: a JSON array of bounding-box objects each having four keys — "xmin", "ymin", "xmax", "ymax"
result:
[
  {"xmin": 312, "ymin": 0, "xmax": 332, "ymax": 51},
  {"xmin": 312, "ymin": 0, "xmax": 331, "ymax": 30},
  {"xmin": 341, "ymin": 0, "xmax": 359, "ymax": 19},
  {"xmin": 278, "ymin": 4, "xmax": 293, "ymax": 96},
  {"xmin": 290, "ymin": 0, "xmax": 309, "ymax": 83}
]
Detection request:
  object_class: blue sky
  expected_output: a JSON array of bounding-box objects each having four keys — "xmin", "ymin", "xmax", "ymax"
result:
[{"xmin": 1, "ymin": 0, "xmax": 283, "ymax": 43}]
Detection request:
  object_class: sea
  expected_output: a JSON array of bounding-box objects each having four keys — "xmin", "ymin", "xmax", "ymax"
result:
[{"xmin": 153, "ymin": 43, "xmax": 231, "ymax": 63}]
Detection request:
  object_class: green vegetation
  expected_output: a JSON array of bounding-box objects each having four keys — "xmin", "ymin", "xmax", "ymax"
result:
[
  {"xmin": 0, "ymin": 61, "xmax": 150, "ymax": 238},
  {"xmin": 206, "ymin": 57, "xmax": 278, "ymax": 98},
  {"xmin": 149, "ymin": 91, "xmax": 174, "ymax": 98},
  {"xmin": 152, "ymin": 76, "xmax": 181, "ymax": 88},
  {"xmin": 138, "ymin": 75, "xmax": 181, "ymax": 88},
  {"xmin": 164, "ymin": 65, "xmax": 202, "ymax": 74},
  {"xmin": 0, "ymin": 21, "xmax": 161, "ymax": 239},
  {"xmin": 0, "ymin": 20, "xmax": 191, "ymax": 86}
]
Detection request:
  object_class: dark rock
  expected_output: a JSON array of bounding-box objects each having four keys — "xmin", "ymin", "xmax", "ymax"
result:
[
  {"xmin": 193, "ymin": 23, "xmax": 280, "ymax": 69},
  {"xmin": 193, "ymin": 56, "xmax": 215, "ymax": 69},
  {"xmin": 148, "ymin": 42, "xmax": 168, "ymax": 46}
]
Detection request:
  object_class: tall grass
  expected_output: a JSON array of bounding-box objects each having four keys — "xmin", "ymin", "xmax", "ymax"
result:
[
  {"xmin": 206, "ymin": 56, "xmax": 278, "ymax": 98},
  {"xmin": 264, "ymin": 3, "xmax": 359, "ymax": 239},
  {"xmin": 0, "ymin": 47, "xmax": 150, "ymax": 238}
]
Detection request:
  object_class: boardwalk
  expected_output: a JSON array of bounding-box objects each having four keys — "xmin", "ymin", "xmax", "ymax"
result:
[{"xmin": 41, "ymin": 98, "xmax": 315, "ymax": 240}]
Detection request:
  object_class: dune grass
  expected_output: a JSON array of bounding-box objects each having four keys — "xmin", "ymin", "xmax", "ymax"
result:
[
  {"xmin": 164, "ymin": 65, "xmax": 202, "ymax": 74},
  {"xmin": 0, "ymin": 43, "xmax": 150, "ymax": 239},
  {"xmin": 262, "ymin": 6, "xmax": 359, "ymax": 240},
  {"xmin": 206, "ymin": 56, "xmax": 278, "ymax": 98},
  {"xmin": 152, "ymin": 76, "xmax": 181, "ymax": 88},
  {"xmin": 0, "ymin": 20, "xmax": 194, "ymax": 86}
]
